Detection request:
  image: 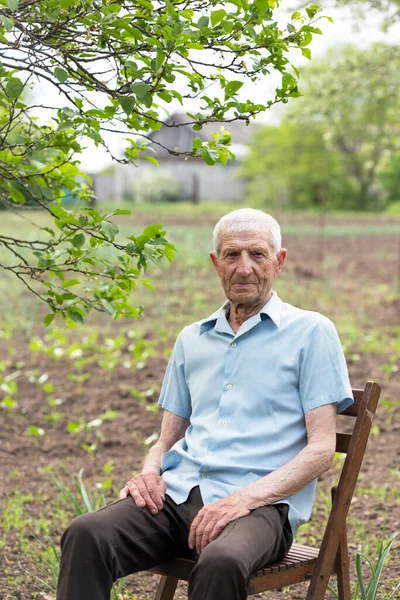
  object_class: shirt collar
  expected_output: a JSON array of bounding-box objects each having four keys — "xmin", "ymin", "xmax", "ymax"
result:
[{"xmin": 199, "ymin": 291, "xmax": 283, "ymax": 335}]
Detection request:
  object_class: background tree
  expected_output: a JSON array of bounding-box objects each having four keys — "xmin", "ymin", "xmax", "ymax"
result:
[
  {"xmin": 240, "ymin": 122, "xmax": 355, "ymax": 210},
  {"xmin": 241, "ymin": 43, "xmax": 400, "ymax": 212},
  {"xmin": 0, "ymin": 0, "xmax": 324, "ymax": 324},
  {"xmin": 335, "ymin": 0, "xmax": 400, "ymax": 30}
]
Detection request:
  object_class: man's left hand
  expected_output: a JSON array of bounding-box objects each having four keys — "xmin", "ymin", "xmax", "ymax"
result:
[{"xmin": 188, "ymin": 492, "xmax": 251, "ymax": 554}]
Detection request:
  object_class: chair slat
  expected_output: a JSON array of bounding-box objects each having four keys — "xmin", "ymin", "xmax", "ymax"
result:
[{"xmin": 340, "ymin": 389, "xmax": 363, "ymax": 417}]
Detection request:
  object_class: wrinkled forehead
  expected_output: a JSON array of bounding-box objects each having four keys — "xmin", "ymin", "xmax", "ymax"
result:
[{"xmin": 217, "ymin": 230, "xmax": 275, "ymax": 252}]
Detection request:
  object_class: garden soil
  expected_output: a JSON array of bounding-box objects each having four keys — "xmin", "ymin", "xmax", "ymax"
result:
[{"xmin": 0, "ymin": 219, "xmax": 399, "ymax": 599}]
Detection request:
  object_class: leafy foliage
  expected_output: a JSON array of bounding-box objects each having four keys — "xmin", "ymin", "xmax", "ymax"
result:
[
  {"xmin": 0, "ymin": 0, "xmax": 325, "ymax": 173},
  {"xmin": 0, "ymin": 0, "xmax": 326, "ymax": 321},
  {"xmin": 240, "ymin": 122, "xmax": 355, "ymax": 209},
  {"xmin": 241, "ymin": 43, "xmax": 400, "ymax": 211}
]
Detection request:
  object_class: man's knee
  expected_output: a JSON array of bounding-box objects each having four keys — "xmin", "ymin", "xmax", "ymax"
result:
[
  {"xmin": 61, "ymin": 511, "xmax": 109, "ymax": 551},
  {"xmin": 195, "ymin": 543, "xmax": 247, "ymax": 579}
]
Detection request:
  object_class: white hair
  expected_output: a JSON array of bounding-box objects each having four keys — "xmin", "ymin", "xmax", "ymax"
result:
[{"xmin": 213, "ymin": 208, "xmax": 282, "ymax": 255}]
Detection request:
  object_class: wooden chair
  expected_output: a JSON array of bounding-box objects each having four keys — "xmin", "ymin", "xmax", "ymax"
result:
[{"xmin": 147, "ymin": 381, "xmax": 381, "ymax": 600}]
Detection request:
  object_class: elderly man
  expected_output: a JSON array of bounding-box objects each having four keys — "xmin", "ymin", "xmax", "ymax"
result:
[{"xmin": 57, "ymin": 208, "xmax": 353, "ymax": 600}]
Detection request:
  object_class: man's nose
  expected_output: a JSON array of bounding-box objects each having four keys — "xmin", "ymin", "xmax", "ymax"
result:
[{"xmin": 236, "ymin": 252, "xmax": 253, "ymax": 275}]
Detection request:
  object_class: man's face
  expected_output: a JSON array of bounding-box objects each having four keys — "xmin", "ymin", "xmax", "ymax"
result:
[{"xmin": 210, "ymin": 230, "xmax": 286, "ymax": 307}]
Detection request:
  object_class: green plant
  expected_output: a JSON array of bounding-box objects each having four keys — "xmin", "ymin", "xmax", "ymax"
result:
[
  {"xmin": 329, "ymin": 529, "xmax": 400, "ymax": 600},
  {"xmin": 37, "ymin": 469, "xmax": 129, "ymax": 597},
  {"xmin": 51, "ymin": 468, "xmax": 107, "ymax": 515}
]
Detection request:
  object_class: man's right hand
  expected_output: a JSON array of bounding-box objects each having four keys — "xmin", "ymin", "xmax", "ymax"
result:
[{"xmin": 119, "ymin": 472, "xmax": 167, "ymax": 515}]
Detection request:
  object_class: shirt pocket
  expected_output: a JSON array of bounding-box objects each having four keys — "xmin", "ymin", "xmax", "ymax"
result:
[{"xmin": 160, "ymin": 449, "xmax": 180, "ymax": 473}]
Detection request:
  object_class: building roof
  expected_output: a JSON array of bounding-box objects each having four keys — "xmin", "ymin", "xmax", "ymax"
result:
[{"xmin": 161, "ymin": 112, "xmax": 260, "ymax": 145}]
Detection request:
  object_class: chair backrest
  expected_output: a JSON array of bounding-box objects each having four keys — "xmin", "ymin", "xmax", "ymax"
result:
[{"xmin": 306, "ymin": 381, "xmax": 381, "ymax": 598}]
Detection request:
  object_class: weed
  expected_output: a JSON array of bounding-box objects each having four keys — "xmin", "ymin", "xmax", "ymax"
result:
[
  {"xmin": 329, "ymin": 529, "xmax": 400, "ymax": 599},
  {"xmin": 36, "ymin": 469, "xmax": 130, "ymax": 597}
]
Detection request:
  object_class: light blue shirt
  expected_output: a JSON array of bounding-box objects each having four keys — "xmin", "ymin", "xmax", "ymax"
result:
[{"xmin": 158, "ymin": 292, "xmax": 353, "ymax": 534}]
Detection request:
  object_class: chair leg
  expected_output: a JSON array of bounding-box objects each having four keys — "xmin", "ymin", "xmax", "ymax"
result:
[
  {"xmin": 335, "ymin": 530, "xmax": 351, "ymax": 600},
  {"xmin": 154, "ymin": 575, "xmax": 179, "ymax": 600}
]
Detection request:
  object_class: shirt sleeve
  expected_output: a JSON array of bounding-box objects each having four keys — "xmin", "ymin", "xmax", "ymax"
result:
[
  {"xmin": 157, "ymin": 329, "xmax": 192, "ymax": 419},
  {"xmin": 299, "ymin": 317, "xmax": 353, "ymax": 414}
]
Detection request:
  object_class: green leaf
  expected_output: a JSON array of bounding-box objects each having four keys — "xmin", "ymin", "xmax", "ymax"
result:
[
  {"xmin": 202, "ymin": 149, "xmax": 218, "ymax": 165},
  {"xmin": 255, "ymin": 0, "xmax": 270, "ymax": 15},
  {"xmin": 291, "ymin": 11, "xmax": 301, "ymax": 19},
  {"xmin": 100, "ymin": 299, "xmax": 117, "ymax": 315},
  {"xmin": 112, "ymin": 209, "xmax": 131, "ymax": 216},
  {"xmin": 43, "ymin": 313, "xmax": 55, "ymax": 327},
  {"xmin": 101, "ymin": 221, "xmax": 119, "ymax": 241},
  {"xmin": 224, "ymin": 80, "xmax": 244, "ymax": 99},
  {"xmin": 50, "ymin": 205, "xmax": 72, "ymax": 219},
  {"xmin": 54, "ymin": 67, "xmax": 68, "ymax": 83},
  {"xmin": 143, "ymin": 223, "xmax": 164, "ymax": 237},
  {"xmin": 198, "ymin": 16, "xmax": 209, "ymax": 29},
  {"xmin": 192, "ymin": 137, "xmax": 203, "ymax": 150},
  {"xmin": 210, "ymin": 9, "xmax": 226, "ymax": 27},
  {"xmin": 222, "ymin": 20, "xmax": 233, "ymax": 33},
  {"xmin": 140, "ymin": 279, "xmax": 155, "ymax": 290},
  {"xmin": 43, "ymin": 227, "xmax": 55, "ymax": 236},
  {"xmin": 6, "ymin": 0, "xmax": 18, "ymax": 11},
  {"xmin": 8, "ymin": 186, "xmax": 26, "ymax": 204},
  {"xmin": 119, "ymin": 96, "xmax": 135, "ymax": 116},
  {"xmin": 158, "ymin": 91, "xmax": 172, "ymax": 103},
  {"xmin": 301, "ymin": 47, "xmax": 311, "ymax": 59},
  {"xmin": 292, "ymin": 64, "xmax": 300, "ymax": 79},
  {"xmin": 301, "ymin": 31, "xmax": 313, "ymax": 47},
  {"xmin": 71, "ymin": 233, "xmax": 85, "ymax": 248},
  {"xmin": 67, "ymin": 309, "xmax": 85, "ymax": 324},
  {"xmin": 6, "ymin": 78, "xmax": 23, "ymax": 99},
  {"xmin": 135, "ymin": 0, "xmax": 153, "ymax": 11},
  {"xmin": 156, "ymin": 51, "xmax": 166, "ymax": 71},
  {"xmin": 61, "ymin": 279, "xmax": 80, "ymax": 288},
  {"xmin": 142, "ymin": 155, "xmax": 159, "ymax": 166},
  {"xmin": 131, "ymin": 83, "xmax": 152, "ymax": 100},
  {"xmin": 306, "ymin": 5, "xmax": 320, "ymax": 19},
  {"xmin": 67, "ymin": 421, "xmax": 84, "ymax": 434},
  {"xmin": 0, "ymin": 15, "xmax": 14, "ymax": 31},
  {"xmin": 1, "ymin": 397, "xmax": 17, "ymax": 409},
  {"xmin": 186, "ymin": 42, "xmax": 204, "ymax": 50},
  {"xmin": 28, "ymin": 425, "xmax": 45, "ymax": 437},
  {"xmin": 282, "ymin": 73, "xmax": 296, "ymax": 90}
]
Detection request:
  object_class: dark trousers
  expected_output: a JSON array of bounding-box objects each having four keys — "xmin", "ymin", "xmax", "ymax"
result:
[{"xmin": 57, "ymin": 486, "xmax": 293, "ymax": 600}]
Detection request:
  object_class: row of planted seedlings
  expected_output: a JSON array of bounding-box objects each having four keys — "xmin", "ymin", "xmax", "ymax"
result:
[{"xmin": 0, "ymin": 324, "xmax": 174, "ymax": 456}]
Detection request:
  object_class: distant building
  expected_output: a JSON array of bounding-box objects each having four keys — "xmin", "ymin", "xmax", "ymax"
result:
[{"xmin": 91, "ymin": 113, "xmax": 258, "ymax": 203}]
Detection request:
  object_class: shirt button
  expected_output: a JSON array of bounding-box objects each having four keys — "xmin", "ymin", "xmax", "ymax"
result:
[
  {"xmin": 226, "ymin": 383, "xmax": 232, "ymax": 390},
  {"xmin": 222, "ymin": 420, "xmax": 227, "ymax": 426},
  {"xmin": 201, "ymin": 472, "xmax": 207, "ymax": 478},
  {"xmin": 231, "ymin": 342, "xmax": 237, "ymax": 347}
]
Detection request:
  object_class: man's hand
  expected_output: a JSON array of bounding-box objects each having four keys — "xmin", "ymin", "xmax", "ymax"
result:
[
  {"xmin": 189, "ymin": 493, "xmax": 251, "ymax": 554},
  {"xmin": 119, "ymin": 472, "xmax": 167, "ymax": 515}
]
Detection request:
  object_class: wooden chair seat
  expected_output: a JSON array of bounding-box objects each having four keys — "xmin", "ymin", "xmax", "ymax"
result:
[
  {"xmin": 151, "ymin": 542, "xmax": 321, "ymax": 595},
  {"xmin": 147, "ymin": 381, "xmax": 381, "ymax": 600}
]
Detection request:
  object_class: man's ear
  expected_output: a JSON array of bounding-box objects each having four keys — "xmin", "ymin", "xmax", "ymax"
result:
[
  {"xmin": 275, "ymin": 248, "xmax": 287, "ymax": 276},
  {"xmin": 210, "ymin": 251, "xmax": 220, "ymax": 276}
]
